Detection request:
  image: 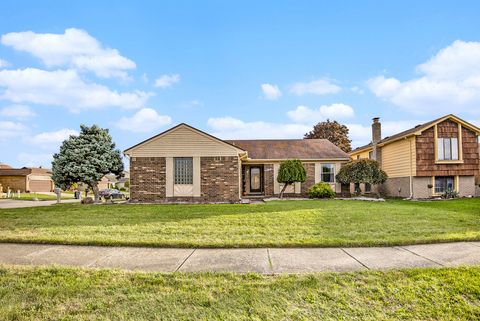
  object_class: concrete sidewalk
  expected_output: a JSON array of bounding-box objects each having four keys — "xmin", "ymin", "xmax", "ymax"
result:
[
  {"xmin": 0, "ymin": 199, "xmax": 80, "ymax": 209},
  {"xmin": 1, "ymin": 242, "xmax": 479, "ymax": 273}
]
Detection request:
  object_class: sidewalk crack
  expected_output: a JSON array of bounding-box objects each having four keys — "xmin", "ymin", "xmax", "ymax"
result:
[
  {"xmin": 341, "ymin": 248, "xmax": 370, "ymax": 270},
  {"xmin": 267, "ymin": 248, "xmax": 273, "ymax": 274},
  {"xmin": 398, "ymin": 246, "xmax": 444, "ymax": 266},
  {"xmin": 175, "ymin": 249, "xmax": 196, "ymax": 272}
]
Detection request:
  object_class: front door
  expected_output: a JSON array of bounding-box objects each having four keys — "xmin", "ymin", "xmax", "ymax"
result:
[{"xmin": 249, "ymin": 166, "xmax": 263, "ymax": 193}]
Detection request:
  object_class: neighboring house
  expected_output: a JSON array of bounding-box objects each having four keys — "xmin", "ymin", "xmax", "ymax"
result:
[
  {"xmin": 97, "ymin": 176, "xmax": 111, "ymax": 190},
  {"xmin": 350, "ymin": 114, "xmax": 480, "ymax": 198},
  {"xmin": 0, "ymin": 167, "xmax": 54, "ymax": 193},
  {"xmin": 124, "ymin": 123, "xmax": 350, "ymax": 203},
  {"xmin": 115, "ymin": 171, "xmax": 130, "ymax": 189},
  {"xmin": 102, "ymin": 171, "xmax": 130, "ymax": 190},
  {"xmin": 0, "ymin": 162, "xmax": 12, "ymax": 169}
]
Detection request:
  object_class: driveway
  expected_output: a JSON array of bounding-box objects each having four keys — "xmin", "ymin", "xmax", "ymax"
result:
[
  {"xmin": 0, "ymin": 242, "xmax": 479, "ymax": 273},
  {"xmin": 0, "ymin": 199, "xmax": 80, "ymax": 209}
]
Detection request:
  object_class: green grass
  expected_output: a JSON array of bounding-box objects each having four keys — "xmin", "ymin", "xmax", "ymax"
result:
[
  {"xmin": 0, "ymin": 198, "xmax": 479, "ymax": 247},
  {"xmin": 1, "ymin": 265, "xmax": 479, "ymax": 320},
  {"xmin": 5, "ymin": 192, "xmax": 74, "ymax": 201}
]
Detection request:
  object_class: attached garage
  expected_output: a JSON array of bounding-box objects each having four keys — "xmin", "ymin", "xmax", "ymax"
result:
[
  {"xmin": 0, "ymin": 167, "xmax": 54, "ymax": 193},
  {"xmin": 28, "ymin": 176, "xmax": 54, "ymax": 192}
]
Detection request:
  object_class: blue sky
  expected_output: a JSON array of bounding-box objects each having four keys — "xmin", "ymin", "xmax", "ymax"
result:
[{"xmin": 1, "ymin": 1, "xmax": 480, "ymax": 168}]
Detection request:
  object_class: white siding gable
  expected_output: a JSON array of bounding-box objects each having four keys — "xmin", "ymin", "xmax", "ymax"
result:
[{"xmin": 125, "ymin": 124, "xmax": 243, "ymax": 157}]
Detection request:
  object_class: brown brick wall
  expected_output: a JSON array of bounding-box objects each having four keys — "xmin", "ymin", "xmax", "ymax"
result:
[
  {"xmin": 300, "ymin": 163, "xmax": 316, "ymax": 196},
  {"xmin": 130, "ymin": 156, "xmax": 240, "ymax": 203},
  {"xmin": 378, "ymin": 176, "xmax": 411, "ymax": 198},
  {"xmin": 416, "ymin": 121, "xmax": 479, "ymax": 177},
  {"xmin": 0, "ymin": 176, "xmax": 27, "ymax": 192},
  {"xmin": 130, "ymin": 157, "xmax": 166, "ymax": 203},
  {"xmin": 201, "ymin": 156, "xmax": 240, "ymax": 203},
  {"xmin": 264, "ymin": 164, "xmax": 274, "ymax": 196}
]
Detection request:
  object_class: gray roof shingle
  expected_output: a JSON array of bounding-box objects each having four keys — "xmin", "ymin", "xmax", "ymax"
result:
[{"xmin": 226, "ymin": 139, "xmax": 350, "ymax": 160}]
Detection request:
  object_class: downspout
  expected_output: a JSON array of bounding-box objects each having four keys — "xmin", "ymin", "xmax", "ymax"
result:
[{"xmin": 409, "ymin": 137, "xmax": 414, "ymax": 199}]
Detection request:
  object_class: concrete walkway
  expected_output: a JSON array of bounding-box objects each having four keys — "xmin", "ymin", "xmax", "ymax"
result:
[
  {"xmin": 1, "ymin": 242, "xmax": 479, "ymax": 273},
  {"xmin": 0, "ymin": 199, "xmax": 80, "ymax": 209}
]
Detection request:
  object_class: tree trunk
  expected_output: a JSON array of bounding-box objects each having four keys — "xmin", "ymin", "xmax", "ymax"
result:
[
  {"xmin": 92, "ymin": 183, "xmax": 100, "ymax": 203},
  {"xmin": 279, "ymin": 183, "xmax": 290, "ymax": 199}
]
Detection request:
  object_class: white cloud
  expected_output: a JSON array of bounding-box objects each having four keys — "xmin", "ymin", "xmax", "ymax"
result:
[
  {"xmin": 0, "ymin": 120, "xmax": 28, "ymax": 141},
  {"xmin": 29, "ymin": 128, "xmax": 78, "ymax": 148},
  {"xmin": 154, "ymin": 74, "xmax": 180, "ymax": 88},
  {"xmin": 0, "ymin": 59, "xmax": 9, "ymax": 68},
  {"xmin": 1, "ymin": 28, "xmax": 135, "ymax": 79},
  {"xmin": 0, "ymin": 104, "xmax": 36, "ymax": 119},
  {"xmin": 287, "ymin": 103, "xmax": 354, "ymax": 123},
  {"xmin": 207, "ymin": 116, "xmax": 311, "ymax": 139},
  {"xmin": 350, "ymin": 86, "xmax": 364, "ymax": 94},
  {"xmin": 261, "ymin": 83, "xmax": 282, "ymax": 100},
  {"xmin": 0, "ymin": 68, "xmax": 151, "ymax": 112},
  {"xmin": 182, "ymin": 100, "xmax": 203, "ymax": 108},
  {"xmin": 290, "ymin": 78, "xmax": 341, "ymax": 95},
  {"xmin": 116, "ymin": 108, "xmax": 172, "ymax": 133},
  {"xmin": 17, "ymin": 152, "xmax": 53, "ymax": 168},
  {"xmin": 368, "ymin": 40, "xmax": 480, "ymax": 115}
]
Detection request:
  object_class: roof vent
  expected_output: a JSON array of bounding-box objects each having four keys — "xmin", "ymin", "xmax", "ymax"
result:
[{"xmin": 415, "ymin": 124, "xmax": 422, "ymax": 128}]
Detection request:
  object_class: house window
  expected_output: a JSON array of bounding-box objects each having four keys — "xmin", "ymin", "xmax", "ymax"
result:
[
  {"xmin": 354, "ymin": 182, "xmax": 361, "ymax": 193},
  {"xmin": 356, "ymin": 155, "xmax": 360, "ymax": 160},
  {"xmin": 437, "ymin": 138, "xmax": 458, "ymax": 160},
  {"xmin": 368, "ymin": 151, "xmax": 373, "ymax": 159},
  {"xmin": 321, "ymin": 164, "xmax": 335, "ymax": 183},
  {"xmin": 174, "ymin": 157, "xmax": 193, "ymax": 184},
  {"xmin": 434, "ymin": 176, "xmax": 455, "ymax": 194},
  {"xmin": 365, "ymin": 183, "xmax": 371, "ymax": 192}
]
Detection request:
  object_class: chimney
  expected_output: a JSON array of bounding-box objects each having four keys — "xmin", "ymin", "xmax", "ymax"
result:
[
  {"xmin": 371, "ymin": 117, "xmax": 382, "ymax": 164},
  {"xmin": 372, "ymin": 117, "xmax": 381, "ymax": 144}
]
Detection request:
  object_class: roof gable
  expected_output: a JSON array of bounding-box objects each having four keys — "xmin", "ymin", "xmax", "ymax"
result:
[
  {"xmin": 124, "ymin": 123, "xmax": 245, "ymax": 157},
  {"xmin": 351, "ymin": 114, "xmax": 480, "ymax": 154}
]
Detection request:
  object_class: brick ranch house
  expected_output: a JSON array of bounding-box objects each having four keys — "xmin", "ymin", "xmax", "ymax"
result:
[
  {"xmin": 350, "ymin": 114, "xmax": 480, "ymax": 198},
  {"xmin": 124, "ymin": 123, "xmax": 350, "ymax": 203},
  {"xmin": 0, "ymin": 165, "xmax": 54, "ymax": 193}
]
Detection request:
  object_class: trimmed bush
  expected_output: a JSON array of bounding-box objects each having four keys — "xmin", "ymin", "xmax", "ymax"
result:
[
  {"xmin": 442, "ymin": 189, "xmax": 459, "ymax": 199},
  {"xmin": 308, "ymin": 182, "xmax": 335, "ymax": 199},
  {"xmin": 277, "ymin": 159, "xmax": 306, "ymax": 198}
]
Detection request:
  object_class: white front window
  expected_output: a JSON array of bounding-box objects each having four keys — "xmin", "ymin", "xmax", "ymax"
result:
[
  {"xmin": 437, "ymin": 138, "xmax": 458, "ymax": 160},
  {"xmin": 321, "ymin": 164, "xmax": 335, "ymax": 183}
]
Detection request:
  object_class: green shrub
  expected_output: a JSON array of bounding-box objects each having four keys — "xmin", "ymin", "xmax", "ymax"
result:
[
  {"xmin": 308, "ymin": 182, "xmax": 336, "ymax": 199},
  {"xmin": 442, "ymin": 189, "xmax": 459, "ymax": 199},
  {"xmin": 277, "ymin": 159, "xmax": 306, "ymax": 198}
]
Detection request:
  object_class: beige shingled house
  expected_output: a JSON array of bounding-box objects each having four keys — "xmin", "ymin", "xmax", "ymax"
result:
[
  {"xmin": 124, "ymin": 123, "xmax": 350, "ymax": 203},
  {"xmin": 350, "ymin": 114, "xmax": 480, "ymax": 198}
]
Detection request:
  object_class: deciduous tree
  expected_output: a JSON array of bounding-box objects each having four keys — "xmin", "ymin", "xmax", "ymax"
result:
[{"xmin": 304, "ymin": 119, "xmax": 352, "ymax": 152}]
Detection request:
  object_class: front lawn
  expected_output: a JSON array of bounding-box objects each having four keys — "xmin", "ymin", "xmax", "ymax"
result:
[
  {"xmin": 0, "ymin": 199, "xmax": 479, "ymax": 247},
  {"xmin": 1, "ymin": 265, "xmax": 479, "ymax": 320}
]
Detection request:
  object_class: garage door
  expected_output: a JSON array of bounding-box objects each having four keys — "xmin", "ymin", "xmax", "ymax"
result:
[{"xmin": 29, "ymin": 180, "xmax": 52, "ymax": 192}]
